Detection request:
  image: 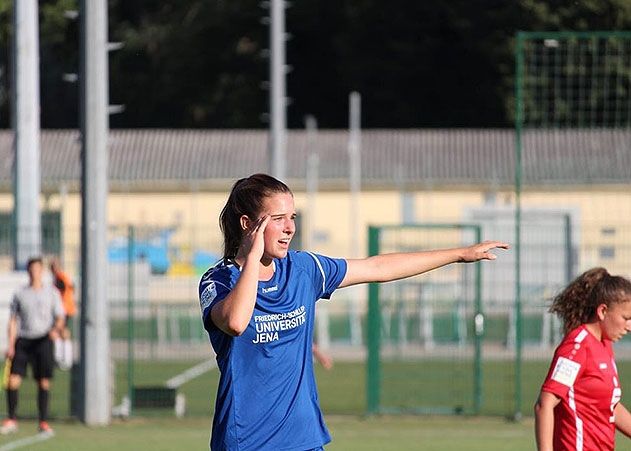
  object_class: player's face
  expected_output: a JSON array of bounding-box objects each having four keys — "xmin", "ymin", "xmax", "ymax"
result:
[
  {"xmin": 28, "ymin": 261, "xmax": 43, "ymax": 283},
  {"xmin": 258, "ymin": 192, "xmax": 296, "ymax": 261},
  {"xmin": 601, "ymin": 299, "xmax": 631, "ymax": 342}
]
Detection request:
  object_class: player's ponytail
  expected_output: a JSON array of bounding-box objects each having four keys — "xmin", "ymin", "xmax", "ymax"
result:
[
  {"xmin": 550, "ymin": 267, "xmax": 631, "ymax": 334},
  {"xmin": 219, "ymin": 174, "xmax": 292, "ymax": 259}
]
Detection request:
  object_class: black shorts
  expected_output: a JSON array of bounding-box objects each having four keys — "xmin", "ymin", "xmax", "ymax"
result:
[{"xmin": 12, "ymin": 336, "xmax": 54, "ymax": 380}]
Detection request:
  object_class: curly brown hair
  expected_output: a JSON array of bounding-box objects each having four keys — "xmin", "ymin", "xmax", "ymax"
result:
[{"xmin": 550, "ymin": 267, "xmax": 631, "ymax": 335}]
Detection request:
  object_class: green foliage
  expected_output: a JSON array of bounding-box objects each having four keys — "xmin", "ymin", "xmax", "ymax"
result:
[
  {"xmin": 519, "ymin": 33, "xmax": 631, "ymax": 127},
  {"xmin": 108, "ymin": 0, "xmax": 267, "ymax": 128},
  {"xmin": 1, "ymin": 1, "xmax": 631, "ymax": 128},
  {"xmin": 0, "ymin": 0, "xmax": 10, "ymax": 17},
  {"xmin": 0, "ymin": 0, "xmax": 11, "ymax": 121}
]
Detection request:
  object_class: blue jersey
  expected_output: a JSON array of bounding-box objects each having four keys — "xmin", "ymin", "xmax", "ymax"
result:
[{"xmin": 198, "ymin": 250, "xmax": 347, "ymax": 451}]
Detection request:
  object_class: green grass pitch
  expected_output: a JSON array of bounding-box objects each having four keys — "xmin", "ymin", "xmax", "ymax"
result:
[{"xmin": 2, "ymin": 359, "xmax": 631, "ymax": 450}]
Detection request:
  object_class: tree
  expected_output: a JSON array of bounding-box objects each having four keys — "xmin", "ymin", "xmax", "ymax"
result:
[{"xmin": 1, "ymin": 0, "xmax": 630, "ymax": 128}]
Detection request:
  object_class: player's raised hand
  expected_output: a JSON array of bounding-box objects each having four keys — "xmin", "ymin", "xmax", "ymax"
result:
[
  {"xmin": 238, "ymin": 215, "xmax": 270, "ymax": 262},
  {"xmin": 460, "ymin": 241, "xmax": 510, "ymax": 262}
]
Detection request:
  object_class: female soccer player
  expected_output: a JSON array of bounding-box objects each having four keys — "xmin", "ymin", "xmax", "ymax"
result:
[
  {"xmin": 199, "ymin": 173, "xmax": 508, "ymax": 451},
  {"xmin": 535, "ymin": 267, "xmax": 631, "ymax": 451}
]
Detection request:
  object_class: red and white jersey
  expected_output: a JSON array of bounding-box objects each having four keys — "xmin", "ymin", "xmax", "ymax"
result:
[{"xmin": 542, "ymin": 325, "xmax": 621, "ymax": 451}]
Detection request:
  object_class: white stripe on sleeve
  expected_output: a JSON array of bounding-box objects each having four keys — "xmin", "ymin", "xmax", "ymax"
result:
[{"xmin": 306, "ymin": 252, "xmax": 326, "ymax": 294}]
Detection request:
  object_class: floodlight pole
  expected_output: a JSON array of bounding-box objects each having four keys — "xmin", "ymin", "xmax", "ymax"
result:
[
  {"xmin": 513, "ymin": 32, "xmax": 524, "ymax": 421},
  {"xmin": 269, "ymin": 0, "xmax": 287, "ymax": 180},
  {"xmin": 11, "ymin": 0, "xmax": 41, "ymax": 269},
  {"xmin": 78, "ymin": 0, "xmax": 110, "ymax": 425}
]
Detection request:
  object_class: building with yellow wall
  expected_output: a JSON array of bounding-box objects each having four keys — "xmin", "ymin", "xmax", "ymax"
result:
[{"xmin": 0, "ymin": 128, "xmax": 629, "ymax": 288}]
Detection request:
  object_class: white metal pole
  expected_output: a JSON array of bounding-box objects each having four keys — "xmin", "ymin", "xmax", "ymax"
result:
[
  {"xmin": 397, "ymin": 164, "xmax": 415, "ymax": 224},
  {"xmin": 304, "ymin": 115, "xmax": 318, "ymax": 251},
  {"xmin": 269, "ymin": 0, "xmax": 287, "ymax": 180},
  {"xmin": 348, "ymin": 92, "xmax": 361, "ymax": 259},
  {"xmin": 348, "ymin": 92, "xmax": 362, "ymax": 346},
  {"xmin": 59, "ymin": 183, "xmax": 68, "ymax": 265},
  {"xmin": 305, "ymin": 115, "xmax": 330, "ymax": 350},
  {"xmin": 11, "ymin": 0, "xmax": 41, "ymax": 269},
  {"xmin": 79, "ymin": 0, "xmax": 111, "ymax": 425}
]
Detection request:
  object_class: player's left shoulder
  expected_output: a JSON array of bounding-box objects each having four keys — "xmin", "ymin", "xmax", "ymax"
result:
[{"xmin": 288, "ymin": 250, "xmax": 322, "ymax": 271}]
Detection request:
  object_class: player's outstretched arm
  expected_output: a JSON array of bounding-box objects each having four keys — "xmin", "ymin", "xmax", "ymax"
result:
[
  {"xmin": 615, "ymin": 403, "xmax": 631, "ymax": 438},
  {"xmin": 534, "ymin": 391, "xmax": 560, "ymax": 451},
  {"xmin": 339, "ymin": 241, "xmax": 509, "ymax": 288}
]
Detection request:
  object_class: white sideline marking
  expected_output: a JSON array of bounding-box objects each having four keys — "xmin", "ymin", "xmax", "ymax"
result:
[
  {"xmin": 165, "ymin": 359, "xmax": 216, "ymax": 389},
  {"xmin": 0, "ymin": 432, "xmax": 54, "ymax": 450}
]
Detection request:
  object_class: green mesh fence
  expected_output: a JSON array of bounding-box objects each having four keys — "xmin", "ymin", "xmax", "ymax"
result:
[
  {"xmin": 108, "ymin": 225, "xmax": 212, "ymax": 418},
  {"xmin": 363, "ymin": 220, "xmax": 609, "ymax": 417},
  {"xmin": 366, "ymin": 224, "xmax": 485, "ymax": 415},
  {"xmin": 514, "ymin": 30, "xmax": 631, "ymax": 417}
]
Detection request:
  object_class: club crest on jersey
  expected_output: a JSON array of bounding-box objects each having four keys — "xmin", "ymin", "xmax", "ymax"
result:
[
  {"xmin": 200, "ymin": 282, "xmax": 217, "ymax": 309},
  {"xmin": 551, "ymin": 356, "xmax": 581, "ymax": 387}
]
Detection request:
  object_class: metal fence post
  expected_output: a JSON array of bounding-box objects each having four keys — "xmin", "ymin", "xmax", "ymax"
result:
[
  {"xmin": 366, "ymin": 226, "xmax": 381, "ymax": 414},
  {"xmin": 473, "ymin": 225, "xmax": 483, "ymax": 415},
  {"xmin": 127, "ymin": 225, "xmax": 135, "ymax": 414}
]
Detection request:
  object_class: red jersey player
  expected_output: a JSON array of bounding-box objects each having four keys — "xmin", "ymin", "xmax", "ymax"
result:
[{"xmin": 535, "ymin": 267, "xmax": 631, "ymax": 451}]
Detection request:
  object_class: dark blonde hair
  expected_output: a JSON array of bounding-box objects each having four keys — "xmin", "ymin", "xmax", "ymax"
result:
[
  {"xmin": 550, "ymin": 267, "xmax": 631, "ymax": 334},
  {"xmin": 219, "ymin": 174, "xmax": 292, "ymax": 259}
]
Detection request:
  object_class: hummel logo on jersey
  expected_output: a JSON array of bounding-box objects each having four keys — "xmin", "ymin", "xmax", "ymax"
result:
[{"xmin": 262, "ymin": 285, "xmax": 278, "ymax": 294}]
